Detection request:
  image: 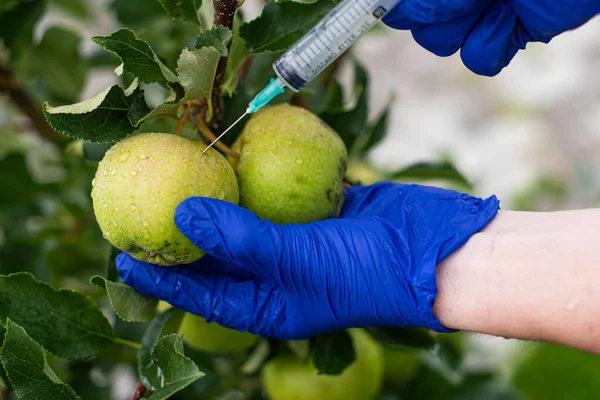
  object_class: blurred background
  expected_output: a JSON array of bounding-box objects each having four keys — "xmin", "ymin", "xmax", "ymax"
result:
[{"xmin": 1, "ymin": 0, "xmax": 600, "ymax": 399}]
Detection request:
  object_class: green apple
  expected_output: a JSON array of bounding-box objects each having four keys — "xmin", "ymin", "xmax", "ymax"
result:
[
  {"xmin": 262, "ymin": 329, "xmax": 384, "ymax": 400},
  {"xmin": 157, "ymin": 301, "xmax": 259, "ymax": 353},
  {"xmin": 229, "ymin": 103, "xmax": 348, "ymax": 224},
  {"xmin": 91, "ymin": 132, "xmax": 239, "ymax": 266},
  {"xmin": 383, "ymin": 348, "xmax": 422, "ymax": 389}
]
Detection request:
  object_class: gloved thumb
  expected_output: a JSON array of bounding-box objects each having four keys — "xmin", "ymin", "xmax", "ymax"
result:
[{"xmin": 174, "ymin": 197, "xmax": 282, "ymax": 274}]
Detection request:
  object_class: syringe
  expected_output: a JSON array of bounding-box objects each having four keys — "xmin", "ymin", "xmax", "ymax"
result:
[{"xmin": 203, "ymin": 0, "xmax": 403, "ymax": 153}]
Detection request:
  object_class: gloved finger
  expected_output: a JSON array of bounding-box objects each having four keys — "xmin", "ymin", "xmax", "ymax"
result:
[
  {"xmin": 411, "ymin": 0, "xmax": 493, "ymax": 57},
  {"xmin": 116, "ymin": 252, "xmax": 284, "ymax": 334},
  {"xmin": 382, "ymin": 0, "xmax": 484, "ymax": 30},
  {"xmin": 460, "ymin": 1, "xmax": 530, "ymax": 76},
  {"xmin": 174, "ymin": 197, "xmax": 282, "ymax": 278}
]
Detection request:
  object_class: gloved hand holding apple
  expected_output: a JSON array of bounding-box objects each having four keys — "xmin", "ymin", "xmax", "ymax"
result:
[{"xmin": 90, "ymin": 103, "xmax": 499, "ymax": 343}]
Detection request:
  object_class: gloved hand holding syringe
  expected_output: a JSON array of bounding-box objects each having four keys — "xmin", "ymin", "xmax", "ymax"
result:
[{"xmin": 202, "ymin": 0, "xmax": 403, "ymax": 153}]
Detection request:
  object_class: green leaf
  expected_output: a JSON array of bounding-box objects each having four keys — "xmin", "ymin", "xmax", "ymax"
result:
[
  {"xmin": 319, "ymin": 61, "xmax": 369, "ymax": 153},
  {"xmin": 355, "ymin": 95, "xmax": 394, "ymax": 155},
  {"xmin": 312, "ymin": 330, "xmax": 355, "ymax": 376},
  {"xmin": 91, "ymin": 28, "xmax": 177, "ymax": 84},
  {"xmin": 324, "ymin": 80, "xmax": 345, "ymax": 110},
  {"xmin": 365, "ymin": 327, "xmax": 436, "ymax": 351},
  {"xmin": 90, "ymin": 275, "xmax": 157, "ymax": 322},
  {"xmin": 223, "ymin": 11, "xmax": 249, "ymax": 96},
  {"xmin": 239, "ymin": 0, "xmax": 336, "ymax": 54},
  {"xmin": 176, "ymin": 47, "xmax": 220, "ymax": 119},
  {"xmin": 0, "ymin": 0, "xmax": 45, "ymax": 60},
  {"xmin": 145, "ymin": 334, "xmax": 205, "ymax": 399},
  {"xmin": 43, "ymin": 83, "xmax": 148, "ymax": 143},
  {"xmin": 21, "ymin": 26, "xmax": 90, "ymax": 103},
  {"xmin": 157, "ymin": 0, "xmax": 202, "ymax": 25},
  {"xmin": 139, "ymin": 307, "xmax": 185, "ymax": 390},
  {"xmin": 0, "ymin": 319, "xmax": 81, "ymax": 399},
  {"xmin": 195, "ymin": 25, "xmax": 232, "ymax": 57},
  {"xmin": 0, "ymin": 272, "xmax": 115, "ymax": 359},
  {"xmin": 511, "ymin": 343, "xmax": 600, "ymax": 399},
  {"xmin": 389, "ymin": 162, "xmax": 473, "ymax": 190}
]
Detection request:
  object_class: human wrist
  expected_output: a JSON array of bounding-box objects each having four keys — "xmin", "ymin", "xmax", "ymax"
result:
[{"xmin": 431, "ymin": 210, "xmax": 531, "ymax": 337}]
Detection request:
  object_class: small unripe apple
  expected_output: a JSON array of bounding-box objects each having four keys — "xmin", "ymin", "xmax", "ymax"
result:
[
  {"xmin": 262, "ymin": 329, "xmax": 384, "ymax": 400},
  {"xmin": 229, "ymin": 103, "xmax": 348, "ymax": 224},
  {"xmin": 91, "ymin": 133, "xmax": 238, "ymax": 266},
  {"xmin": 157, "ymin": 301, "xmax": 259, "ymax": 353}
]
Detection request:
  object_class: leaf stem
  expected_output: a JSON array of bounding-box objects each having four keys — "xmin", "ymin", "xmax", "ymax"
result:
[
  {"xmin": 211, "ymin": 0, "xmax": 241, "ymax": 127},
  {"xmin": 113, "ymin": 337, "xmax": 142, "ymax": 350},
  {"xmin": 175, "ymin": 105, "xmax": 190, "ymax": 136},
  {"xmin": 0, "ymin": 62, "xmax": 58, "ymax": 141}
]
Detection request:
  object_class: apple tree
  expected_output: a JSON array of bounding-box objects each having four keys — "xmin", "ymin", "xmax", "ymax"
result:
[{"xmin": 1, "ymin": 0, "xmax": 600, "ymax": 399}]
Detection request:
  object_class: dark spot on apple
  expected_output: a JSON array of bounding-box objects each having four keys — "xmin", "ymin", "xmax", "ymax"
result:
[
  {"xmin": 297, "ymin": 175, "xmax": 308, "ymax": 184},
  {"xmin": 326, "ymin": 189, "xmax": 333, "ymax": 201}
]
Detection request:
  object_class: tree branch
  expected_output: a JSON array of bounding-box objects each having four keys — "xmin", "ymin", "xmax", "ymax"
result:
[
  {"xmin": 210, "ymin": 0, "xmax": 241, "ymax": 128},
  {"xmin": 0, "ymin": 63, "xmax": 58, "ymax": 141}
]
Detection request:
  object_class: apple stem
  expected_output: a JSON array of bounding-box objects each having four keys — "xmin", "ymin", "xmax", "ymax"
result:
[
  {"xmin": 194, "ymin": 112, "xmax": 240, "ymax": 159},
  {"xmin": 175, "ymin": 105, "xmax": 191, "ymax": 137}
]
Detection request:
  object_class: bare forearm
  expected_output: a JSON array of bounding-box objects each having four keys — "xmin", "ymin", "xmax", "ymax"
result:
[{"xmin": 433, "ymin": 209, "xmax": 600, "ymax": 354}]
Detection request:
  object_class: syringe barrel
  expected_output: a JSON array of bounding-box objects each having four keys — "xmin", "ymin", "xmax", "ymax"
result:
[{"xmin": 273, "ymin": 0, "xmax": 402, "ymax": 92}]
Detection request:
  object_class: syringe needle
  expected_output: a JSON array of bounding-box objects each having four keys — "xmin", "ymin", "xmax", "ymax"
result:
[{"xmin": 202, "ymin": 111, "xmax": 248, "ymax": 154}]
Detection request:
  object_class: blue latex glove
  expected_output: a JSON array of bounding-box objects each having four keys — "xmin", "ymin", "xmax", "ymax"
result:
[
  {"xmin": 383, "ymin": 0, "xmax": 600, "ymax": 76},
  {"xmin": 117, "ymin": 183, "xmax": 499, "ymax": 340}
]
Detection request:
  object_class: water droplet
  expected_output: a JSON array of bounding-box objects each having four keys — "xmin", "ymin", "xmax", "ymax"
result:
[
  {"xmin": 130, "ymin": 170, "xmax": 138, "ymax": 176},
  {"xmin": 112, "ymin": 221, "xmax": 118, "ymax": 227},
  {"xmin": 139, "ymin": 154, "xmax": 146, "ymax": 159},
  {"xmin": 92, "ymin": 178, "xmax": 96, "ymax": 186},
  {"xmin": 117, "ymin": 176, "xmax": 123, "ymax": 182},
  {"xmin": 115, "ymin": 207, "xmax": 119, "ymax": 211},
  {"xmin": 102, "ymin": 169, "xmax": 109, "ymax": 176},
  {"xmin": 119, "ymin": 151, "xmax": 130, "ymax": 162},
  {"xmin": 130, "ymin": 204, "xmax": 137, "ymax": 211},
  {"xmin": 215, "ymin": 189, "xmax": 225, "ymax": 200},
  {"xmin": 137, "ymin": 165, "xmax": 144, "ymax": 172},
  {"xmin": 110, "ymin": 168, "xmax": 117, "ymax": 176},
  {"xmin": 103, "ymin": 231, "xmax": 110, "ymax": 238},
  {"xmin": 103, "ymin": 204, "xmax": 108, "ymax": 208},
  {"xmin": 142, "ymin": 220, "xmax": 149, "ymax": 227},
  {"xmin": 295, "ymin": 157, "xmax": 303, "ymax": 165},
  {"xmin": 171, "ymin": 188, "xmax": 178, "ymax": 194}
]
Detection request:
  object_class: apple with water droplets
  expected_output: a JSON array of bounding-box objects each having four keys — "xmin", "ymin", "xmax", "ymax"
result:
[
  {"xmin": 229, "ymin": 104, "xmax": 348, "ymax": 224},
  {"xmin": 91, "ymin": 132, "xmax": 239, "ymax": 266}
]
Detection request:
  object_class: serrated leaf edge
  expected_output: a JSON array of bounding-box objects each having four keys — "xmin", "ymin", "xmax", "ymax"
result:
[
  {"xmin": 0, "ymin": 272, "xmax": 116, "ymax": 360},
  {"xmin": 90, "ymin": 275, "xmax": 157, "ymax": 323},
  {"xmin": 1, "ymin": 318, "xmax": 83, "ymax": 400}
]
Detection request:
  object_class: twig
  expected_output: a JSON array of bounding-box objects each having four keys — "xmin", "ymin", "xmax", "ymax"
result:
[
  {"xmin": 211, "ymin": 0, "xmax": 241, "ymax": 128},
  {"xmin": 194, "ymin": 112, "xmax": 240, "ymax": 159},
  {"xmin": 130, "ymin": 381, "xmax": 152, "ymax": 400},
  {"xmin": 0, "ymin": 63, "xmax": 58, "ymax": 141}
]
